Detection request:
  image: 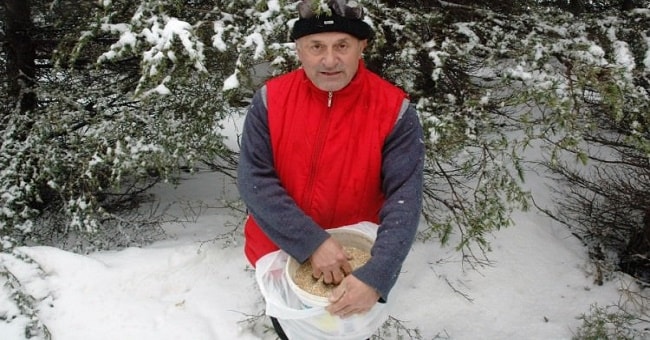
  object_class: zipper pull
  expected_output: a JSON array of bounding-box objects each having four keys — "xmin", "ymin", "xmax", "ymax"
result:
[{"xmin": 327, "ymin": 91, "xmax": 333, "ymax": 108}]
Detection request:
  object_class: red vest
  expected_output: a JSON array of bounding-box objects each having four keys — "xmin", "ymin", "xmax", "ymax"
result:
[{"xmin": 244, "ymin": 61, "xmax": 407, "ymax": 265}]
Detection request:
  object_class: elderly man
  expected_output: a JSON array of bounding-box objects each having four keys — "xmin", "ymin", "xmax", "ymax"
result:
[{"xmin": 237, "ymin": 0, "xmax": 424, "ymax": 338}]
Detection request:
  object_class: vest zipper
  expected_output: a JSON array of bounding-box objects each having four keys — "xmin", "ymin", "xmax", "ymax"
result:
[{"xmin": 302, "ymin": 91, "xmax": 333, "ymax": 210}]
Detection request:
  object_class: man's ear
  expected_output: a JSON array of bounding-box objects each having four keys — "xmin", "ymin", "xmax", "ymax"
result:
[{"xmin": 359, "ymin": 39, "xmax": 368, "ymax": 52}]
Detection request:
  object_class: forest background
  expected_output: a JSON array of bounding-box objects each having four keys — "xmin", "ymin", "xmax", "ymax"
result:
[{"xmin": 1, "ymin": 0, "xmax": 649, "ymax": 338}]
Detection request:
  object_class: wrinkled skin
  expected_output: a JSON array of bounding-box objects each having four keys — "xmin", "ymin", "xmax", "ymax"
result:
[{"xmin": 309, "ymin": 237, "xmax": 380, "ymax": 318}]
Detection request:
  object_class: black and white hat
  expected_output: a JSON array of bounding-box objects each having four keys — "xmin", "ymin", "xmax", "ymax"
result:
[{"xmin": 291, "ymin": 0, "xmax": 374, "ymax": 41}]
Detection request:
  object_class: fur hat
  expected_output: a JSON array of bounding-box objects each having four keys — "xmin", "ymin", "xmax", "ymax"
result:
[{"xmin": 291, "ymin": 0, "xmax": 374, "ymax": 41}]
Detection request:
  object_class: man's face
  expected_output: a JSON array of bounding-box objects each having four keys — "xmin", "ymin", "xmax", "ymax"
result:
[{"xmin": 296, "ymin": 32, "xmax": 367, "ymax": 92}]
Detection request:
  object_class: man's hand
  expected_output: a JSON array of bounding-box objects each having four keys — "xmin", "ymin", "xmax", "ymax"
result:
[
  {"xmin": 326, "ymin": 275, "xmax": 380, "ymax": 318},
  {"xmin": 310, "ymin": 237, "xmax": 352, "ymax": 284}
]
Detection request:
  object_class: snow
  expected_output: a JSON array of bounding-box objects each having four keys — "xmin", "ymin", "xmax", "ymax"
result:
[
  {"xmin": 1, "ymin": 160, "xmax": 637, "ymax": 339},
  {"xmin": 244, "ymin": 33, "xmax": 267, "ymax": 60},
  {"xmin": 223, "ymin": 71, "xmax": 241, "ymax": 91},
  {"xmin": 613, "ymin": 41, "xmax": 635, "ymax": 72},
  {"xmin": 21, "ymin": 241, "xmax": 253, "ymax": 339},
  {"xmin": 212, "ymin": 21, "xmax": 231, "ymax": 52}
]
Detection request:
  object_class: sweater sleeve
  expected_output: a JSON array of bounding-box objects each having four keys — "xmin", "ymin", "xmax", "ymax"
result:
[
  {"xmin": 352, "ymin": 101, "xmax": 425, "ymax": 301},
  {"xmin": 237, "ymin": 88, "xmax": 330, "ymax": 264}
]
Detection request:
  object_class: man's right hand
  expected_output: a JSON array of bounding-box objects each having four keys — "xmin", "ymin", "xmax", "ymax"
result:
[{"xmin": 310, "ymin": 237, "xmax": 352, "ymax": 284}]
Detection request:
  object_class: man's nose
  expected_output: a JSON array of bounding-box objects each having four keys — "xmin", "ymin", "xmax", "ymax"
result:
[{"xmin": 321, "ymin": 48, "xmax": 338, "ymax": 67}]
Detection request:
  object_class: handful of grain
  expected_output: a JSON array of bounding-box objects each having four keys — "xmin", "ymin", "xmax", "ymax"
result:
[{"xmin": 293, "ymin": 246, "xmax": 371, "ymax": 297}]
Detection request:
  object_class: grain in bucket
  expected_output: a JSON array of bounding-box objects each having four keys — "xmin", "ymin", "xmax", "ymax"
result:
[{"xmin": 285, "ymin": 227, "xmax": 374, "ymax": 307}]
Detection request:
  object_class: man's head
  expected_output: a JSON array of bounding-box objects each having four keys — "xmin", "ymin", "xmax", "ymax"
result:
[{"xmin": 291, "ymin": 0, "xmax": 373, "ymax": 92}]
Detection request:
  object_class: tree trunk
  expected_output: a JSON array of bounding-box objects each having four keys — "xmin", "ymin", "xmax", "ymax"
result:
[
  {"xmin": 3, "ymin": 0, "xmax": 37, "ymax": 113},
  {"xmin": 620, "ymin": 209, "xmax": 650, "ymax": 285},
  {"xmin": 621, "ymin": 0, "xmax": 636, "ymax": 11},
  {"xmin": 567, "ymin": 0, "xmax": 586, "ymax": 15}
]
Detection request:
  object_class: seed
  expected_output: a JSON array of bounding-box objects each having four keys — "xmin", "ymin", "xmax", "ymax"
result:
[{"xmin": 293, "ymin": 246, "xmax": 371, "ymax": 297}]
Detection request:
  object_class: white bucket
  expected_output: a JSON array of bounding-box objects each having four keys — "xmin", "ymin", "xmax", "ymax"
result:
[
  {"xmin": 266, "ymin": 222, "xmax": 388, "ymax": 339},
  {"xmin": 285, "ymin": 227, "xmax": 375, "ymax": 307}
]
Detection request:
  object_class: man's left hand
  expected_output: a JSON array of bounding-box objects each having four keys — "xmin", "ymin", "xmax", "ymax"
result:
[{"xmin": 326, "ymin": 275, "xmax": 380, "ymax": 318}]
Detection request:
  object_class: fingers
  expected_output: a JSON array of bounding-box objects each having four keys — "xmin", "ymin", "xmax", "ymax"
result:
[
  {"xmin": 328, "ymin": 284, "xmax": 346, "ymax": 303},
  {"xmin": 322, "ymin": 270, "xmax": 334, "ymax": 284},
  {"xmin": 326, "ymin": 283, "xmax": 351, "ymax": 316},
  {"xmin": 340, "ymin": 260, "xmax": 353, "ymax": 276},
  {"xmin": 312, "ymin": 263, "xmax": 349, "ymax": 284},
  {"xmin": 315, "ymin": 268, "xmax": 346, "ymax": 284},
  {"xmin": 325, "ymin": 276, "xmax": 380, "ymax": 318},
  {"xmin": 309, "ymin": 237, "xmax": 354, "ymax": 284},
  {"xmin": 328, "ymin": 301, "xmax": 367, "ymax": 319},
  {"xmin": 311, "ymin": 267, "xmax": 323, "ymax": 280},
  {"xmin": 333, "ymin": 307, "xmax": 359, "ymax": 319},
  {"xmin": 335, "ymin": 267, "xmax": 349, "ymax": 284}
]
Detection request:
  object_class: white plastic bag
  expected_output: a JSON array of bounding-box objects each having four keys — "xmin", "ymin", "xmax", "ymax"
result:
[{"xmin": 254, "ymin": 222, "xmax": 389, "ymax": 340}]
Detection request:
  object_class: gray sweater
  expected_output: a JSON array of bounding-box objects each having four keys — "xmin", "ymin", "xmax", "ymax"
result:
[{"xmin": 237, "ymin": 87, "xmax": 424, "ymax": 301}]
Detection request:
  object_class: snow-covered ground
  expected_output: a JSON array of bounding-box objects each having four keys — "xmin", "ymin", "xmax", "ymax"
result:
[{"xmin": 1, "ymin": 167, "xmax": 638, "ymax": 340}]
